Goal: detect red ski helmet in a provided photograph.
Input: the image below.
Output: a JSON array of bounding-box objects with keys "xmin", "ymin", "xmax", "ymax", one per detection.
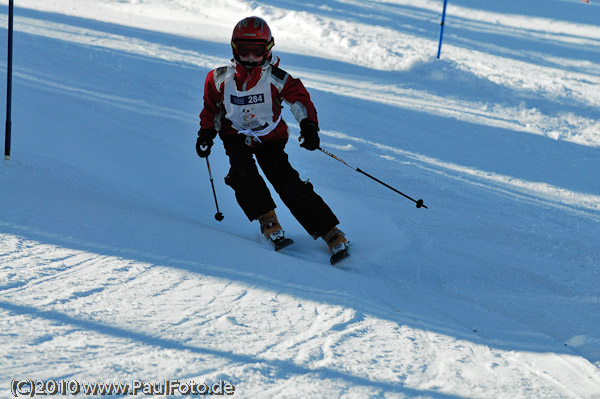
[{"xmin": 231, "ymin": 16, "xmax": 275, "ymax": 66}]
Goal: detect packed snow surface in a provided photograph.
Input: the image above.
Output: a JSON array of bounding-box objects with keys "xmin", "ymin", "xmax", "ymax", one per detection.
[{"xmin": 1, "ymin": 0, "xmax": 599, "ymax": 398}]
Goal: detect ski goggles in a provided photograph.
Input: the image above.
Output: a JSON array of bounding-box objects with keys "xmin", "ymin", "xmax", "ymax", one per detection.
[{"xmin": 232, "ymin": 40, "xmax": 274, "ymax": 57}]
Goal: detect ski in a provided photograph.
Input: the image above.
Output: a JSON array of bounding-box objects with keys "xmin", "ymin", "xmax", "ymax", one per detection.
[
  {"xmin": 330, "ymin": 247, "xmax": 350, "ymax": 265},
  {"xmin": 271, "ymin": 237, "xmax": 294, "ymax": 251},
  {"xmin": 267, "ymin": 233, "xmax": 350, "ymax": 266}
]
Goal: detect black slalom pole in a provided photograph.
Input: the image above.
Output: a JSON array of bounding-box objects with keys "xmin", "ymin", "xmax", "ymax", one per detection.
[
  {"xmin": 205, "ymin": 157, "xmax": 224, "ymax": 221},
  {"xmin": 319, "ymin": 147, "xmax": 428, "ymax": 209},
  {"xmin": 4, "ymin": 0, "xmax": 14, "ymax": 160}
]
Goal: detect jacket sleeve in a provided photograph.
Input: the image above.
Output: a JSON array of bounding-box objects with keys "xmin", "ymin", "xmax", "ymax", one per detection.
[
  {"xmin": 199, "ymin": 69, "xmax": 223, "ymax": 131},
  {"xmin": 274, "ymin": 67, "xmax": 319, "ymax": 125}
]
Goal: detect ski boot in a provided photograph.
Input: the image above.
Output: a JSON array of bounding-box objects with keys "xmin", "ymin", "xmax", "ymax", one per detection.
[
  {"xmin": 321, "ymin": 226, "xmax": 350, "ymax": 265},
  {"xmin": 258, "ymin": 210, "xmax": 293, "ymax": 251}
]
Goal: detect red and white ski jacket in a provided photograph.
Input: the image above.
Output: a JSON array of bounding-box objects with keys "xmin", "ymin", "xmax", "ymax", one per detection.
[{"xmin": 199, "ymin": 56, "xmax": 319, "ymax": 142}]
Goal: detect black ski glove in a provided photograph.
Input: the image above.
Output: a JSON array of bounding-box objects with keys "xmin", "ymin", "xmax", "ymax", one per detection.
[
  {"xmin": 298, "ymin": 119, "xmax": 320, "ymax": 151},
  {"xmin": 196, "ymin": 128, "xmax": 217, "ymax": 158}
]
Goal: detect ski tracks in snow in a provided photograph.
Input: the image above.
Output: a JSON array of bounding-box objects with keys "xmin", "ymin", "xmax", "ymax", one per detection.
[{"xmin": 3, "ymin": 230, "xmax": 600, "ymax": 398}]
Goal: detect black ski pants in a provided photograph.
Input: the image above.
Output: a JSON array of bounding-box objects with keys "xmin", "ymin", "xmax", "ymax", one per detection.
[{"xmin": 222, "ymin": 135, "xmax": 339, "ymax": 238}]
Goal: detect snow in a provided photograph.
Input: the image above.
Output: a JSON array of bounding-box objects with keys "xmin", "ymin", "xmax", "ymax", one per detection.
[{"xmin": 1, "ymin": 0, "xmax": 599, "ymax": 398}]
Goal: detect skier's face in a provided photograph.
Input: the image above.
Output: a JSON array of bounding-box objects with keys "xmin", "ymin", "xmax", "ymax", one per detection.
[
  {"xmin": 234, "ymin": 40, "xmax": 270, "ymax": 67},
  {"xmin": 239, "ymin": 53, "xmax": 263, "ymax": 64}
]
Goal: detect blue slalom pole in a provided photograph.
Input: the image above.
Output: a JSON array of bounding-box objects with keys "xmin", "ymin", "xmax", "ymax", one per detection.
[
  {"xmin": 4, "ymin": 0, "xmax": 14, "ymax": 160},
  {"xmin": 436, "ymin": 0, "xmax": 449, "ymax": 59}
]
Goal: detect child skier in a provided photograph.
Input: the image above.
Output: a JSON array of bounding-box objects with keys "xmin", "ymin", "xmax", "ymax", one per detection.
[{"xmin": 196, "ymin": 16, "xmax": 349, "ymax": 262}]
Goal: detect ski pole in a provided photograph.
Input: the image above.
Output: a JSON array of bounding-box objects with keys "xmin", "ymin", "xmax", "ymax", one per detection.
[
  {"xmin": 204, "ymin": 156, "xmax": 224, "ymax": 221},
  {"xmin": 318, "ymin": 147, "xmax": 428, "ymax": 209}
]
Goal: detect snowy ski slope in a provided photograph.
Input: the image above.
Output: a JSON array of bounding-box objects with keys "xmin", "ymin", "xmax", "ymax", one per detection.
[{"xmin": 1, "ymin": 0, "xmax": 600, "ymax": 398}]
